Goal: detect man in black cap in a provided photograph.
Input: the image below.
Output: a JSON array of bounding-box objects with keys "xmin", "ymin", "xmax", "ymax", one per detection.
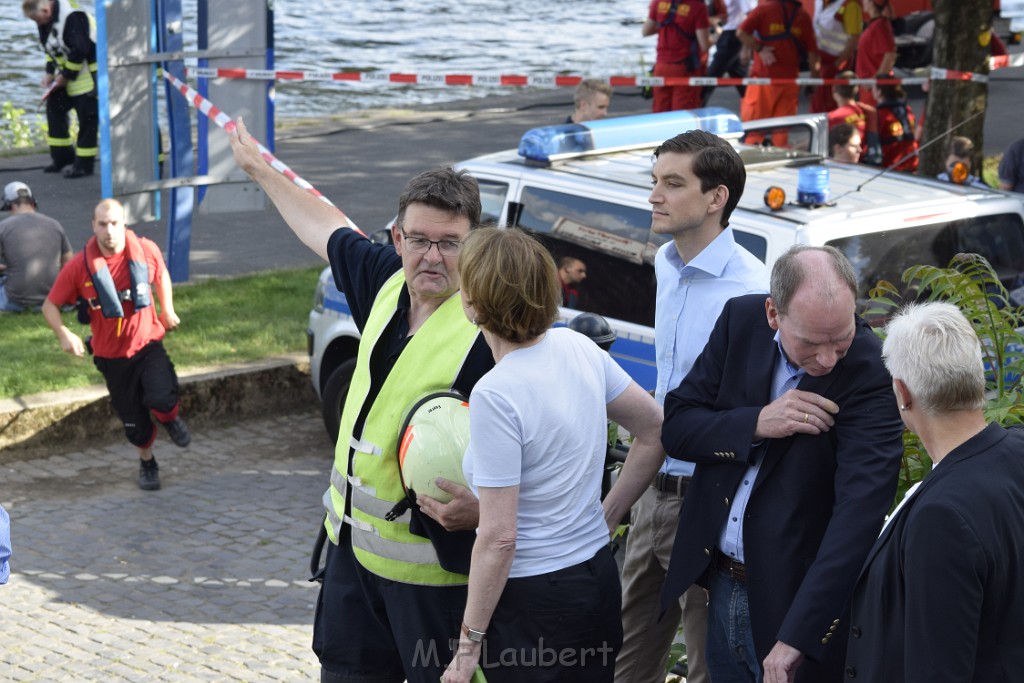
[{"xmin": 0, "ymin": 181, "xmax": 72, "ymax": 312}]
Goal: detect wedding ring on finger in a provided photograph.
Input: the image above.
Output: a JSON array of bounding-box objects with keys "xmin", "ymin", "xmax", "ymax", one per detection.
[{"xmin": 803, "ymin": 412, "xmax": 809, "ymax": 424}]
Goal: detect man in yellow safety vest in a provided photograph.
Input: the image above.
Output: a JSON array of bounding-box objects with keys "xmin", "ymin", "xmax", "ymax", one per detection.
[{"xmin": 230, "ymin": 117, "xmax": 493, "ymax": 683}]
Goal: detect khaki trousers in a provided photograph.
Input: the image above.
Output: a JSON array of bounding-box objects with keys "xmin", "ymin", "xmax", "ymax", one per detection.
[{"xmin": 615, "ymin": 486, "xmax": 708, "ymax": 683}]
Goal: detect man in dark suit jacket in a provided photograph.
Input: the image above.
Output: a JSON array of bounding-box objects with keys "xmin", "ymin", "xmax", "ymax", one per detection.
[
  {"xmin": 660, "ymin": 245, "xmax": 904, "ymax": 683},
  {"xmin": 845, "ymin": 301, "xmax": 1024, "ymax": 682}
]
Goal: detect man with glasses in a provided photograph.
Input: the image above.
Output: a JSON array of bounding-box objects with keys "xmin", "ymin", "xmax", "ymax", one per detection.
[{"xmin": 230, "ymin": 118, "xmax": 493, "ymax": 683}]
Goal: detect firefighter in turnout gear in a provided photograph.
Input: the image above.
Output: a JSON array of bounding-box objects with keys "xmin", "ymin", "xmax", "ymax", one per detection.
[{"xmin": 23, "ymin": 0, "xmax": 99, "ymax": 178}]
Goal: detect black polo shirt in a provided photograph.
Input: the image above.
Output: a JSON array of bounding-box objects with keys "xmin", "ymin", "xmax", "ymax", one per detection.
[{"xmin": 326, "ymin": 228, "xmax": 493, "ymax": 407}]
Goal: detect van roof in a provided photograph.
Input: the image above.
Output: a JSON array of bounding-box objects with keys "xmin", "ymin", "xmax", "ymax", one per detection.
[{"xmin": 461, "ymin": 141, "xmax": 1023, "ymax": 240}]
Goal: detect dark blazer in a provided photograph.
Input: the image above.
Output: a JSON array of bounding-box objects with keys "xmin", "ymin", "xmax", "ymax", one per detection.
[
  {"xmin": 660, "ymin": 294, "xmax": 904, "ymax": 681},
  {"xmin": 846, "ymin": 422, "xmax": 1024, "ymax": 682}
]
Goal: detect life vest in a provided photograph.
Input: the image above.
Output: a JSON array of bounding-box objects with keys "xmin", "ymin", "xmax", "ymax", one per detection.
[
  {"xmin": 878, "ymin": 101, "xmax": 915, "ymax": 145},
  {"xmin": 43, "ymin": 0, "xmax": 97, "ymax": 98},
  {"xmin": 322, "ymin": 271, "xmax": 481, "ymax": 585},
  {"xmin": 814, "ymin": 0, "xmax": 849, "ymax": 57},
  {"xmin": 757, "ymin": 0, "xmax": 807, "ymax": 62},
  {"xmin": 81, "ymin": 230, "xmax": 152, "ymax": 320},
  {"xmin": 659, "ymin": 0, "xmax": 702, "ymax": 69},
  {"xmin": 877, "ymin": 100, "xmax": 919, "ymax": 171}
]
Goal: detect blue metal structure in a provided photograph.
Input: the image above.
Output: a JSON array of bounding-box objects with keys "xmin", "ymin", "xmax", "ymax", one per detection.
[{"xmin": 158, "ymin": 0, "xmax": 194, "ymax": 282}]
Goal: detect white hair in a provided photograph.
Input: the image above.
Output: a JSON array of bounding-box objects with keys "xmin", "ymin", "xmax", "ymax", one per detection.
[{"xmin": 882, "ymin": 302, "xmax": 986, "ymax": 415}]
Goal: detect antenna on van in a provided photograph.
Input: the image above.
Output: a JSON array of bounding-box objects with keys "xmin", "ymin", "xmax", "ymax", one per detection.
[{"xmin": 830, "ymin": 109, "xmax": 986, "ymax": 204}]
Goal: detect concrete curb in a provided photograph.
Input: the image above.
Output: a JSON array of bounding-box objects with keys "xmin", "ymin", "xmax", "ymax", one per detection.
[{"xmin": 0, "ymin": 353, "xmax": 320, "ymax": 461}]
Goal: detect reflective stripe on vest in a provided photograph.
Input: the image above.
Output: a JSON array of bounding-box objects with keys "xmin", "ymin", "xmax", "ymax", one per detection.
[
  {"xmin": 813, "ymin": 0, "xmax": 848, "ymax": 57},
  {"xmin": 43, "ymin": 0, "xmax": 97, "ymax": 97},
  {"xmin": 323, "ymin": 270, "xmax": 480, "ymax": 585}
]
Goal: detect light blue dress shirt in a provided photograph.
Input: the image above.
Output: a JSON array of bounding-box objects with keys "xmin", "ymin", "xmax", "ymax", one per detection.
[
  {"xmin": 0, "ymin": 503, "xmax": 11, "ymax": 584},
  {"xmin": 655, "ymin": 227, "xmax": 770, "ymax": 477},
  {"xmin": 718, "ymin": 333, "xmax": 805, "ymax": 562}
]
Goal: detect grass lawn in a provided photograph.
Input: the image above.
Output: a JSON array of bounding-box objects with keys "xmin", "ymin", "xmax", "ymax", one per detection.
[{"xmin": 0, "ymin": 266, "xmax": 322, "ymax": 399}]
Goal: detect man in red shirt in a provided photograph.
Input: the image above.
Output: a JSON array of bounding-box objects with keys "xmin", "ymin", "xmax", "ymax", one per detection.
[
  {"xmin": 42, "ymin": 198, "xmax": 190, "ymax": 491},
  {"xmin": 873, "ymin": 82, "xmax": 919, "ymax": 172},
  {"xmin": 644, "ymin": 0, "xmax": 711, "ymax": 112},
  {"xmin": 737, "ymin": 0, "xmax": 819, "ymax": 144},
  {"xmin": 855, "ymin": 0, "xmax": 896, "ymax": 106}
]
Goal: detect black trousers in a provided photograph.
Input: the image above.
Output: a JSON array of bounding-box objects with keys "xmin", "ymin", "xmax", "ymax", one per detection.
[
  {"xmin": 94, "ymin": 341, "xmax": 180, "ymax": 448},
  {"xmin": 314, "ymin": 527, "xmax": 467, "ymax": 683},
  {"xmin": 45, "ymin": 85, "xmax": 99, "ymax": 168},
  {"xmin": 702, "ymin": 30, "xmax": 749, "ymax": 106},
  {"xmin": 481, "ymin": 544, "xmax": 623, "ymax": 683}
]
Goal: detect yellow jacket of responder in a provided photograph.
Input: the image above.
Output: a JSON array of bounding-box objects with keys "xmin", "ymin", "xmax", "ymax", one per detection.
[
  {"xmin": 323, "ymin": 271, "xmax": 480, "ymax": 585},
  {"xmin": 43, "ymin": 0, "xmax": 97, "ymax": 97}
]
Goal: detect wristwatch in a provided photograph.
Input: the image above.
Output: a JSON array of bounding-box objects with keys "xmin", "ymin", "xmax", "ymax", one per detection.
[{"xmin": 461, "ymin": 622, "xmax": 486, "ymax": 643}]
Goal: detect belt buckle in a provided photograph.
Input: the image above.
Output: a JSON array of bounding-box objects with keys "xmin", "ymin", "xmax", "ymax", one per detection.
[{"xmin": 716, "ymin": 549, "xmax": 746, "ymax": 582}]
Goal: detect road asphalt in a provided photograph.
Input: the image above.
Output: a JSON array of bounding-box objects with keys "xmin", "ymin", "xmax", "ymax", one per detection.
[{"xmin": 1, "ymin": 61, "xmax": 1022, "ymax": 681}]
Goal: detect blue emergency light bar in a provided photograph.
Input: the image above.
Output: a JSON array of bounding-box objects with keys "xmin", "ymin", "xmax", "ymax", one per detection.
[{"xmin": 518, "ymin": 108, "xmax": 743, "ymax": 163}]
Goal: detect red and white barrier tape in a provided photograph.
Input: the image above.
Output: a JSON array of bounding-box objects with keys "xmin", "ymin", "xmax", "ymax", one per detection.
[
  {"xmin": 191, "ymin": 53, "xmax": 1023, "ymax": 88},
  {"xmin": 162, "ymin": 69, "xmax": 361, "ymax": 233},
  {"xmin": 991, "ymin": 52, "xmax": 1024, "ymax": 70}
]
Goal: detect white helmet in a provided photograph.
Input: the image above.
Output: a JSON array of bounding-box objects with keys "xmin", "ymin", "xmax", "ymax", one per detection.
[{"xmin": 397, "ymin": 392, "xmax": 470, "ymax": 503}]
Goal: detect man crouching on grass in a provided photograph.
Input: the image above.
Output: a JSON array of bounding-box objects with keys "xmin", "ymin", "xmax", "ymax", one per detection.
[{"xmin": 42, "ymin": 198, "xmax": 190, "ymax": 491}]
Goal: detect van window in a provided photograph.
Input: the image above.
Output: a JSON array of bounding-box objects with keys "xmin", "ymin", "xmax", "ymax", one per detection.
[
  {"xmin": 477, "ymin": 179, "xmax": 509, "ymax": 226},
  {"xmin": 827, "ymin": 213, "xmax": 1024, "ymax": 303},
  {"xmin": 515, "ymin": 186, "xmax": 660, "ymax": 326},
  {"xmin": 516, "ymin": 186, "xmax": 659, "ymax": 263},
  {"xmin": 734, "ymin": 229, "xmax": 768, "ymax": 263}
]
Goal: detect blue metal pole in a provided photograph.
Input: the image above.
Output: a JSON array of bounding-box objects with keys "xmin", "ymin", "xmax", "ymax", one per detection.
[
  {"xmin": 158, "ymin": 0, "xmax": 195, "ymax": 282},
  {"xmin": 96, "ymin": 1, "xmax": 112, "ymax": 199}
]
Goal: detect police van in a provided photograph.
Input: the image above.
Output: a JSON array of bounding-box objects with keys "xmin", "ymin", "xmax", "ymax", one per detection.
[{"xmin": 308, "ymin": 108, "xmax": 1024, "ymax": 438}]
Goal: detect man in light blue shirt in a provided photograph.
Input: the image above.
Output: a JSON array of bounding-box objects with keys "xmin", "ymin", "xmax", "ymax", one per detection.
[
  {"xmin": 615, "ymin": 129, "xmax": 769, "ymax": 683},
  {"xmin": 0, "ymin": 503, "xmax": 11, "ymax": 584}
]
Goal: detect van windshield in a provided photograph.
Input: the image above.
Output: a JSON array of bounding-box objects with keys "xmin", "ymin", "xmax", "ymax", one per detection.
[{"xmin": 827, "ymin": 213, "xmax": 1024, "ymax": 305}]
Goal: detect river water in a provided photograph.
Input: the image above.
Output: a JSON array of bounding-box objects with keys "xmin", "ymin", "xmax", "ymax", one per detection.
[{"xmin": 0, "ymin": 0, "xmax": 652, "ymax": 122}]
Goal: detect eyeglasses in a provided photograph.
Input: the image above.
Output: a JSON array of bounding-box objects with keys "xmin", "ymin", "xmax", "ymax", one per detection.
[{"xmin": 400, "ymin": 229, "xmax": 462, "ymax": 257}]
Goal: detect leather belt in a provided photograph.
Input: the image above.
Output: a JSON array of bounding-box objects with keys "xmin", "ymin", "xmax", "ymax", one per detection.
[
  {"xmin": 651, "ymin": 472, "xmax": 690, "ymax": 496},
  {"xmin": 713, "ymin": 548, "xmax": 747, "ymax": 582}
]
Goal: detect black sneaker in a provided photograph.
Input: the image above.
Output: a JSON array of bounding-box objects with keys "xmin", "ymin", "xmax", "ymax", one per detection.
[
  {"xmin": 164, "ymin": 417, "xmax": 191, "ymax": 448},
  {"xmin": 138, "ymin": 457, "xmax": 161, "ymax": 491}
]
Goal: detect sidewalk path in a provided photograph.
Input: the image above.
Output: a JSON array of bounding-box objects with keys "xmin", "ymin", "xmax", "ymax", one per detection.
[{"xmin": 1, "ymin": 411, "xmax": 331, "ymax": 681}]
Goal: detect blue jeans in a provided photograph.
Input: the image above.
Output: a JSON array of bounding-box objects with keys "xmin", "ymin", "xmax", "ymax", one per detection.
[
  {"xmin": 706, "ymin": 570, "xmax": 762, "ymax": 683},
  {"xmin": 0, "ymin": 279, "xmax": 26, "ymax": 312}
]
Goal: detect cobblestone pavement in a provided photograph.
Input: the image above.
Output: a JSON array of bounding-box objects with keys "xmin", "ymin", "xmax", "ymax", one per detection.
[{"xmin": 1, "ymin": 412, "xmax": 334, "ymax": 682}]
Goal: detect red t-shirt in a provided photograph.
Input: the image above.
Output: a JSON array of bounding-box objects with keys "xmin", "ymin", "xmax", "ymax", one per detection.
[
  {"xmin": 740, "ymin": 0, "xmax": 817, "ymax": 78},
  {"xmin": 855, "ymin": 17, "xmax": 895, "ymax": 79},
  {"xmin": 878, "ymin": 102, "xmax": 919, "ymax": 172},
  {"xmin": 649, "ymin": 0, "xmax": 710, "ymax": 63},
  {"xmin": 48, "ymin": 237, "xmax": 167, "ymax": 359},
  {"xmin": 828, "ymin": 102, "xmax": 879, "ymax": 136}
]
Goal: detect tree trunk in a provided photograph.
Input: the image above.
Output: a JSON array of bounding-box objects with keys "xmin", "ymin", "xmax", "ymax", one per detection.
[{"xmin": 919, "ymin": 0, "xmax": 993, "ymax": 176}]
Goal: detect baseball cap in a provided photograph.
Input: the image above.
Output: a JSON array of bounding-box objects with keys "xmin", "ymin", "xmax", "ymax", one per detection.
[{"xmin": 2, "ymin": 181, "xmax": 33, "ymax": 206}]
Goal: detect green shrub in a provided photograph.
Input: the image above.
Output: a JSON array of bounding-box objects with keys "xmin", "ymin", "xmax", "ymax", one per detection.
[
  {"xmin": 0, "ymin": 101, "xmax": 48, "ymax": 150},
  {"xmin": 866, "ymin": 253, "xmax": 1024, "ymax": 502}
]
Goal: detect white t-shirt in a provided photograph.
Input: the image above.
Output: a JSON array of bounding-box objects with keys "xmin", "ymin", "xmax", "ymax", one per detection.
[{"xmin": 464, "ymin": 327, "xmax": 631, "ymax": 578}]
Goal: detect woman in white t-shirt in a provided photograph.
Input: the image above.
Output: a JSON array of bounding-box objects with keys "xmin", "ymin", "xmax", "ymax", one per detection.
[{"xmin": 442, "ymin": 228, "xmax": 665, "ymax": 683}]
